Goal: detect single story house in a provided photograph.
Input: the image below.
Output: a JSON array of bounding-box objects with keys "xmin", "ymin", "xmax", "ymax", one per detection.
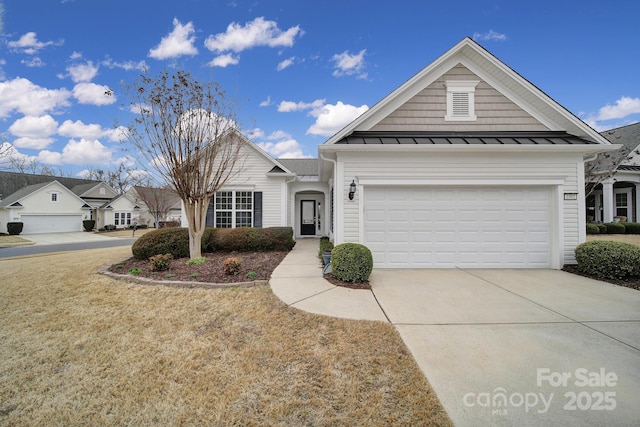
[
  {"xmin": 0, "ymin": 171, "xmax": 178, "ymax": 233},
  {"xmin": 186, "ymin": 37, "xmax": 614, "ymax": 269},
  {"xmin": 0, "ymin": 172, "xmax": 118, "ymax": 234},
  {"xmin": 585, "ymin": 123, "xmax": 640, "ymax": 223}
]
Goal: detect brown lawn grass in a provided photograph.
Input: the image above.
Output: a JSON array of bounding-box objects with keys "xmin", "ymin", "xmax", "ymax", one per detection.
[
  {"xmin": 0, "ymin": 247, "xmax": 451, "ymax": 426},
  {"xmin": 587, "ymin": 234, "xmax": 640, "ymax": 246}
]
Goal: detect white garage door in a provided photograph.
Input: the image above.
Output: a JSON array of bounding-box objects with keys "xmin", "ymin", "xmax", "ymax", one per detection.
[
  {"xmin": 364, "ymin": 187, "xmax": 551, "ymax": 268},
  {"xmin": 20, "ymin": 215, "xmax": 83, "ymax": 234}
]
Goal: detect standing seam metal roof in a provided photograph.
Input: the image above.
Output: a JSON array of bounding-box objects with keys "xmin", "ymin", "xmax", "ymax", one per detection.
[{"xmin": 335, "ymin": 131, "xmax": 599, "ymax": 146}]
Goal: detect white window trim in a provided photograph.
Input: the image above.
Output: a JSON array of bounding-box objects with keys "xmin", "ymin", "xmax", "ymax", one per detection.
[
  {"xmin": 444, "ymin": 80, "xmax": 479, "ymax": 121},
  {"xmin": 215, "ymin": 190, "xmax": 253, "ymax": 228}
]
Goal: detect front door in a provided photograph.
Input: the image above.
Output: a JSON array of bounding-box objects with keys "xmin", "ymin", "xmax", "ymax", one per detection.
[{"xmin": 301, "ymin": 200, "xmax": 316, "ymax": 235}]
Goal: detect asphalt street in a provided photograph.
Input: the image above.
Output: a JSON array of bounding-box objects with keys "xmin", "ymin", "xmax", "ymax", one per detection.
[{"xmin": 0, "ymin": 238, "xmax": 136, "ymax": 258}]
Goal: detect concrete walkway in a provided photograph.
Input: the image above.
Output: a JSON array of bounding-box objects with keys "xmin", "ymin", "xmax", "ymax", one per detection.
[
  {"xmin": 270, "ymin": 238, "xmax": 640, "ymax": 427},
  {"xmin": 270, "ymin": 238, "xmax": 387, "ymax": 322}
]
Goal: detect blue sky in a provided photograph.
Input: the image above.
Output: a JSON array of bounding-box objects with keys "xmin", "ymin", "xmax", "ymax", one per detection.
[{"xmin": 0, "ymin": 0, "xmax": 638, "ymax": 177}]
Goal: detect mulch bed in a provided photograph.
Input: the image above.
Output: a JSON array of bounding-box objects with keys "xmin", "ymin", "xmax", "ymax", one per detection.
[
  {"xmin": 562, "ymin": 265, "xmax": 640, "ymax": 291},
  {"xmin": 323, "ymin": 273, "xmax": 371, "ymax": 290},
  {"xmin": 111, "ymin": 251, "xmax": 289, "ymax": 284}
]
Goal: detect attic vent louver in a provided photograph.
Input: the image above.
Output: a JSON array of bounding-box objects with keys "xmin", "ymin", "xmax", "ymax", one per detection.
[{"xmin": 445, "ymin": 80, "xmax": 479, "ymax": 121}]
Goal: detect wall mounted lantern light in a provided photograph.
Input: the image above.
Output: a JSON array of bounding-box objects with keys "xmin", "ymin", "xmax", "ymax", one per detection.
[{"xmin": 348, "ymin": 180, "xmax": 357, "ymax": 200}]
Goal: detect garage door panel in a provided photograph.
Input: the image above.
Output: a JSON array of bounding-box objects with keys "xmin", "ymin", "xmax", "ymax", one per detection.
[
  {"xmin": 21, "ymin": 214, "xmax": 83, "ymax": 234},
  {"xmin": 364, "ymin": 186, "xmax": 551, "ymax": 268}
]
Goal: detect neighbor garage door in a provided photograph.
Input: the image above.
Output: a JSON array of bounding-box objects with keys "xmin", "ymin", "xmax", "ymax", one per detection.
[
  {"xmin": 20, "ymin": 215, "xmax": 83, "ymax": 234},
  {"xmin": 364, "ymin": 186, "xmax": 551, "ymax": 268}
]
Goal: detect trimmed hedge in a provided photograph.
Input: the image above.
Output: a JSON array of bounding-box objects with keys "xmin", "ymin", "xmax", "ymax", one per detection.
[
  {"xmin": 586, "ymin": 224, "xmax": 600, "ymax": 235},
  {"xmin": 331, "ymin": 243, "xmax": 373, "ymax": 283},
  {"xmin": 603, "ymin": 222, "xmax": 625, "ymax": 234},
  {"xmin": 575, "ymin": 240, "xmax": 640, "ymax": 280},
  {"xmin": 7, "ymin": 222, "xmax": 23, "ymax": 235},
  {"xmin": 596, "ymin": 224, "xmax": 607, "ymax": 234},
  {"xmin": 132, "ymin": 227, "xmax": 190, "ymax": 260},
  {"xmin": 318, "ymin": 236, "xmax": 334, "ymax": 257},
  {"xmin": 83, "ymin": 220, "xmax": 95, "ymax": 231},
  {"xmin": 620, "ymin": 222, "xmax": 640, "ymax": 234},
  {"xmin": 132, "ymin": 226, "xmax": 295, "ymax": 260}
]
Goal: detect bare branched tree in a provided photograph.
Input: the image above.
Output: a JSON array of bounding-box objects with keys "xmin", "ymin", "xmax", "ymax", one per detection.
[
  {"xmin": 82, "ymin": 162, "xmax": 148, "ymax": 194},
  {"xmin": 584, "ymin": 146, "xmax": 635, "ymax": 197},
  {"xmin": 132, "ymin": 185, "xmax": 179, "ymax": 229},
  {"xmin": 125, "ymin": 69, "xmax": 246, "ymax": 259}
]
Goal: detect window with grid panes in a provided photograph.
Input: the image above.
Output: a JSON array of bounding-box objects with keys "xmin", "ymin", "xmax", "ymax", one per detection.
[
  {"xmin": 215, "ymin": 191, "xmax": 233, "ymax": 228},
  {"xmin": 235, "ymin": 191, "xmax": 253, "ymax": 227}
]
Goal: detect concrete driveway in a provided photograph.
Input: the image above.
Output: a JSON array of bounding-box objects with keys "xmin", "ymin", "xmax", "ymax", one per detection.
[{"xmin": 370, "ymin": 269, "xmax": 640, "ymax": 427}]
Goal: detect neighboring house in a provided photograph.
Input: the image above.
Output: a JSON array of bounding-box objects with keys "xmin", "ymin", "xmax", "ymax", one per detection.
[
  {"xmin": 127, "ymin": 186, "xmax": 182, "ymax": 227},
  {"xmin": 187, "ymin": 38, "xmax": 613, "ymax": 270},
  {"xmin": 585, "ymin": 123, "xmax": 640, "ymax": 223},
  {"xmin": 0, "ymin": 171, "xmax": 117, "ymax": 234}
]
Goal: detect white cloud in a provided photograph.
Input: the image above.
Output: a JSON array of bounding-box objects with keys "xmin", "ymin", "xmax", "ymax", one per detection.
[
  {"xmin": 247, "ymin": 128, "xmax": 266, "ymax": 139},
  {"xmin": 278, "ymin": 99, "xmax": 325, "ymax": 112},
  {"xmin": 21, "ymin": 57, "xmax": 45, "ymax": 67},
  {"xmin": 70, "ymin": 51, "xmax": 83, "ymax": 60},
  {"xmin": 0, "ymin": 78, "xmax": 71, "ymax": 118},
  {"xmin": 259, "ymin": 97, "xmax": 272, "ymax": 107},
  {"xmin": 307, "ymin": 101, "xmax": 369, "ymax": 137},
  {"xmin": 148, "ymin": 18, "xmax": 198, "ymax": 60},
  {"xmin": 593, "ymin": 96, "xmax": 640, "ymax": 121},
  {"xmin": 57, "ymin": 119, "xmax": 124, "ymax": 142},
  {"xmin": 102, "ymin": 57, "xmax": 147, "ymax": 71},
  {"xmin": 9, "ymin": 115, "xmax": 58, "ymax": 150},
  {"xmin": 204, "ymin": 17, "xmax": 302, "ymax": 53},
  {"xmin": 8, "ymin": 32, "xmax": 62, "ymax": 54},
  {"xmin": 331, "ymin": 49, "xmax": 367, "ymax": 79},
  {"xmin": 208, "ymin": 53, "xmax": 239, "ymax": 68},
  {"xmin": 72, "ymin": 82, "xmax": 116, "ymax": 105},
  {"xmin": 60, "ymin": 138, "xmax": 113, "ymax": 165},
  {"xmin": 256, "ymin": 131, "xmax": 310, "ymax": 158},
  {"xmin": 9, "ymin": 114, "xmax": 58, "ymax": 138},
  {"xmin": 583, "ymin": 96, "xmax": 640, "ymax": 131},
  {"xmin": 37, "ymin": 150, "xmax": 63, "ymax": 165},
  {"xmin": 67, "ymin": 61, "xmax": 98, "ymax": 83},
  {"xmin": 277, "ymin": 57, "xmax": 295, "ymax": 71},
  {"xmin": 473, "ymin": 30, "xmax": 508, "ymax": 42},
  {"xmin": 0, "ymin": 143, "xmax": 37, "ymax": 167}
]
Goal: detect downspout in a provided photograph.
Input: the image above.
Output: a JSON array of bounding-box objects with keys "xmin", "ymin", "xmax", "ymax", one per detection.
[{"xmin": 320, "ymin": 151, "xmax": 337, "ymax": 241}]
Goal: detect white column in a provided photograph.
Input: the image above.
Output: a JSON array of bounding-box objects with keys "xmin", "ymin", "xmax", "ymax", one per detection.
[
  {"xmin": 635, "ymin": 184, "xmax": 640, "ymax": 223},
  {"xmin": 602, "ymin": 180, "xmax": 614, "ymax": 223}
]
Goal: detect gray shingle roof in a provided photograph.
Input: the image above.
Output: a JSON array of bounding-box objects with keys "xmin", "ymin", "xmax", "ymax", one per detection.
[
  {"xmin": 335, "ymin": 131, "xmax": 600, "ymax": 145},
  {"xmin": 0, "ymin": 171, "xmax": 101, "ymax": 203},
  {"xmin": 277, "ymin": 159, "xmax": 319, "ymax": 176},
  {"xmin": 0, "ymin": 182, "xmax": 50, "ymax": 207},
  {"xmin": 591, "ymin": 123, "xmax": 640, "ymax": 173}
]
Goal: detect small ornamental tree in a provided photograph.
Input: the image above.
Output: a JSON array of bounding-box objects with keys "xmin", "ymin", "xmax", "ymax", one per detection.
[{"xmin": 125, "ymin": 69, "xmax": 246, "ymax": 259}]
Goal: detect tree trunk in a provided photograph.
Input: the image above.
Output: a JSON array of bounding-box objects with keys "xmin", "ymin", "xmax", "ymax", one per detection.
[{"xmin": 184, "ymin": 197, "xmax": 210, "ymax": 259}]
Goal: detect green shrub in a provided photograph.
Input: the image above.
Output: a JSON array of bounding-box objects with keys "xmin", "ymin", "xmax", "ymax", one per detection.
[
  {"xmin": 331, "ymin": 243, "xmax": 373, "ymax": 282},
  {"xmin": 603, "ymin": 222, "xmax": 625, "ymax": 234},
  {"xmin": 207, "ymin": 227, "xmax": 295, "ymax": 252},
  {"xmin": 596, "ymin": 224, "xmax": 607, "ymax": 234},
  {"xmin": 104, "ymin": 224, "xmax": 116, "ymax": 231},
  {"xmin": 586, "ymin": 224, "xmax": 600, "ymax": 235},
  {"xmin": 318, "ymin": 237, "xmax": 334, "ymax": 257},
  {"xmin": 132, "ymin": 226, "xmax": 295, "ymax": 260},
  {"xmin": 132, "ymin": 227, "xmax": 190, "ymax": 260},
  {"xmin": 223, "ymin": 257, "xmax": 242, "ymax": 275},
  {"xmin": 575, "ymin": 240, "xmax": 640, "ymax": 280},
  {"xmin": 149, "ymin": 253, "xmax": 173, "ymax": 272},
  {"xmin": 7, "ymin": 222, "xmax": 23, "ymax": 235},
  {"xmin": 83, "ymin": 220, "xmax": 96, "ymax": 231},
  {"xmin": 620, "ymin": 222, "xmax": 640, "ymax": 234},
  {"xmin": 128, "ymin": 224, "xmax": 148, "ymax": 229}
]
